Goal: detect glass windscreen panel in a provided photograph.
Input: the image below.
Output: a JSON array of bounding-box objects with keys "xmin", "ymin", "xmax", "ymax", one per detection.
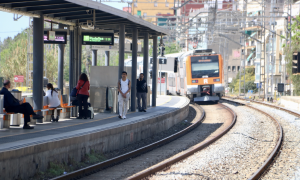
[{"xmin": 191, "ymin": 55, "xmax": 219, "ymax": 78}]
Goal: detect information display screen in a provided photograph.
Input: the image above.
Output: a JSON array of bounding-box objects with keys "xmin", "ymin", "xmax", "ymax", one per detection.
[
  {"xmin": 43, "ymin": 31, "xmax": 67, "ymax": 44},
  {"xmin": 82, "ymin": 32, "xmax": 114, "ymax": 45}
]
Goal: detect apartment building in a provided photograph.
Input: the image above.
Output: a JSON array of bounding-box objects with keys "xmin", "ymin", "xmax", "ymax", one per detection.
[{"xmin": 130, "ymin": 0, "xmax": 174, "ymax": 23}]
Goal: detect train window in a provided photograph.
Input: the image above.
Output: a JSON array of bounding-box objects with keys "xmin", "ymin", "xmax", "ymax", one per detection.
[
  {"xmin": 232, "ymin": 66, "xmax": 236, "ymax": 72},
  {"xmin": 191, "ymin": 55, "xmax": 220, "ymax": 78},
  {"xmin": 228, "ymin": 66, "xmax": 231, "ymax": 72}
]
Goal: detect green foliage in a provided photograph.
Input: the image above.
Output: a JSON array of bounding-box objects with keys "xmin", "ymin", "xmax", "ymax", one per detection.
[
  {"xmin": 283, "ymin": 15, "xmax": 300, "ymax": 95},
  {"xmin": 0, "ymin": 32, "xmax": 28, "ymax": 85},
  {"xmin": 47, "ymin": 162, "xmax": 65, "ymax": 177},
  {"xmin": 229, "ymin": 68, "xmax": 258, "ymax": 93},
  {"xmin": 86, "ymin": 150, "xmax": 106, "ymax": 164},
  {"xmin": 165, "ymin": 42, "xmax": 179, "ymax": 54},
  {"xmin": 148, "ymin": 39, "xmax": 180, "ymax": 57},
  {"xmin": 0, "ymin": 30, "xmax": 63, "ymax": 87}
]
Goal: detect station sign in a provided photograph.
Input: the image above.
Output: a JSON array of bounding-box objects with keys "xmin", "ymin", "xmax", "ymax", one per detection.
[
  {"xmin": 82, "ymin": 32, "xmax": 114, "ymax": 45},
  {"xmin": 14, "ymin": 75, "xmax": 24, "ymax": 83},
  {"xmin": 44, "ymin": 31, "xmax": 67, "ymax": 44}
]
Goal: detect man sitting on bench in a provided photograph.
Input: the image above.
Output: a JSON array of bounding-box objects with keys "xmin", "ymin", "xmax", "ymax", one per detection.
[{"xmin": 0, "ymin": 80, "xmax": 43, "ymax": 129}]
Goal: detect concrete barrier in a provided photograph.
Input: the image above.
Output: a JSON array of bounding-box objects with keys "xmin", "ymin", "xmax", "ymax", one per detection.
[
  {"xmin": 0, "ymin": 97, "xmax": 189, "ymax": 180},
  {"xmin": 280, "ymin": 96, "xmax": 300, "ymax": 112}
]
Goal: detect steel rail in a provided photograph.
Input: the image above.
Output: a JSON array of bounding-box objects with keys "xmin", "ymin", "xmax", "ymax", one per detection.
[
  {"xmin": 51, "ymin": 103, "xmax": 205, "ymax": 180},
  {"xmin": 241, "ymin": 97, "xmax": 300, "ymax": 118},
  {"xmin": 222, "ymin": 97, "xmax": 283, "ymax": 180},
  {"xmin": 126, "ymin": 103, "xmax": 237, "ymax": 180}
]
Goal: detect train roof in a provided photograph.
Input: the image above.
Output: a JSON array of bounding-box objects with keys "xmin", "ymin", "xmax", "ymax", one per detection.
[{"xmin": 178, "ymin": 49, "xmax": 218, "ymax": 63}]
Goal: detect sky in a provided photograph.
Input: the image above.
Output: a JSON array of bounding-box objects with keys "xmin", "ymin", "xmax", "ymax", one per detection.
[{"xmin": 0, "ymin": 2, "xmax": 126, "ymax": 42}]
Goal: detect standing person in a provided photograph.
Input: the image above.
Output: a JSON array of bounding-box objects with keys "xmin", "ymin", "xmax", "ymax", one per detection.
[
  {"xmin": 45, "ymin": 83, "xmax": 61, "ymax": 121},
  {"xmin": 0, "ymin": 80, "xmax": 43, "ymax": 129},
  {"xmin": 136, "ymin": 73, "xmax": 147, "ymax": 112},
  {"xmin": 118, "ymin": 71, "xmax": 131, "ymax": 119},
  {"xmin": 76, "ymin": 73, "xmax": 90, "ymax": 119}
]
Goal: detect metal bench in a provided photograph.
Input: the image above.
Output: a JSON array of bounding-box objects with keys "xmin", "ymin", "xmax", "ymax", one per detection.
[
  {"xmin": 60, "ymin": 94, "xmax": 75, "ymax": 118},
  {"xmin": 24, "ymin": 96, "xmax": 53, "ymax": 124},
  {"xmin": 0, "ymin": 95, "xmax": 11, "ymax": 129},
  {"xmin": 43, "ymin": 96, "xmax": 63, "ymax": 122}
]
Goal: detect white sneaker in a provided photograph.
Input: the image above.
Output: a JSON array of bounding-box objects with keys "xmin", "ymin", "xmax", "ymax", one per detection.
[{"xmin": 123, "ymin": 116, "xmax": 126, "ymax": 119}]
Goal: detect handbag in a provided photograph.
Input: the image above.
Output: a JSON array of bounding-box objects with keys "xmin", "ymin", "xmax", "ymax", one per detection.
[{"xmin": 71, "ymin": 81, "xmax": 86, "ymax": 97}]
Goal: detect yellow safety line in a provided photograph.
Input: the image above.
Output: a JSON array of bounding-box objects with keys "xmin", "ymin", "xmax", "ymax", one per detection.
[
  {"xmin": 0, "ymin": 96, "xmax": 174, "ymax": 139},
  {"xmin": 157, "ymin": 96, "xmax": 172, "ymax": 106}
]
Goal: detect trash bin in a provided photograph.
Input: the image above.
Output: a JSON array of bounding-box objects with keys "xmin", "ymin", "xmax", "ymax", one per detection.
[
  {"xmin": 107, "ymin": 87, "xmax": 118, "ymax": 114},
  {"xmin": 10, "ymin": 91, "xmax": 22, "ymax": 126}
]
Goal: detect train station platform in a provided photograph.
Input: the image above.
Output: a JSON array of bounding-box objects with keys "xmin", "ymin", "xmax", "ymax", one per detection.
[{"xmin": 0, "ymin": 95, "xmax": 189, "ymax": 180}]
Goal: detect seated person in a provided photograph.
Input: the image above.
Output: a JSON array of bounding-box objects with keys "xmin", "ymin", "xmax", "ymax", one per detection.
[
  {"xmin": 0, "ymin": 80, "xmax": 43, "ymax": 129},
  {"xmin": 45, "ymin": 83, "xmax": 61, "ymax": 122}
]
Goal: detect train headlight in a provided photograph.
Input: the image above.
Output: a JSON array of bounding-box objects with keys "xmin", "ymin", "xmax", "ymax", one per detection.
[
  {"xmin": 213, "ymin": 79, "xmax": 220, "ymax": 82},
  {"xmin": 192, "ymin": 80, "xmax": 198, "ymax": 83}
]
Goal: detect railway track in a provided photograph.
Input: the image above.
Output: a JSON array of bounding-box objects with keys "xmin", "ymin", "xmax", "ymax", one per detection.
[
  {"xmin": 52, "ymin": 103, "xmax": 236, "ymax": 180},
  {"xmin": 146, "ymin": 100, "xmax": 281, "ymax": 180},
  {"xmin": 225, "ymin": 96, "xmax": 300, "ymax": 179},
  {"xmin": 221, "ymin": 98, "xmax": 283, "ymax": 179}
]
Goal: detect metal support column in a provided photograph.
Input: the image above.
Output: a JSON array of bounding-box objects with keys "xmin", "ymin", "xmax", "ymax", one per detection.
[
  {"xmin": 152, "ymin": 36, "xmax": 158, "ymax": 107},
  {"xmin": 143, "ymin": 32, "xmax": 149, "ymax": 83},
  {"xmin": 73, "ymin": 26, "xmax": 78, "ymax": 86},
  {"xmin": 73, "ymin": 26, "xmax": 79, "ymax": 117},
  {"xmin": 118, "ymin": 24, "xmax": 125, "ymax": 79},
  {"xmin": 92, "ymin": 50, "xmax": 97, "ymax": 66},
  {"xmin": 105, "ymin": 51, "xmax": 110, "ymax": 66},
  {"xmin": 239, "ymin": 0, "xmax": 247, "ymax": 96},
  {"xmin": 131, "ymin": 27, "xmax": 138, "ymax": 111},
  {"xmin": 58, "ymin": 24, "xmax": 64, "ymax": 95},
  {"xmin": 69, "ymin": 26, "xmax": 74, "ymax": 98},
  {"xmin": 33, "ymin": 14, "xmax": 44, "ymax": 121},
  {"xmin": 78, "ymin": 27, "xmax": 82, "ymax": 77}
]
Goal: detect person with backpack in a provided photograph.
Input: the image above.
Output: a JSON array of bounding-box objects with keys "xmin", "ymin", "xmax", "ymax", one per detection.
[
  {"xmin": 45, "ymin": 83, "xmax": 61, "ymax": 121},
  {"xmin": 76, "ymin": 73, "xmax": 90, "ymax": 119},
  {"xmin": 136, "ymin": 73, "xmax": 147, "ymax": 112},
  {"xmin": 118, "ymin": 71, "xmax": 131, "ymax": 119}
]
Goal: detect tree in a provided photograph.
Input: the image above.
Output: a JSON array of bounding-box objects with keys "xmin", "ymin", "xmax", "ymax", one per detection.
[
  {"xmin": 283, "ymin": 15, "xmax": 300, "ymax": 95},
  {"xmin": 229, "ymin": 68, "xmax": 258, "ymax": 93}
]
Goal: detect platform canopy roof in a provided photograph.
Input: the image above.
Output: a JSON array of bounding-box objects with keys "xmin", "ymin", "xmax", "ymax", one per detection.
[{"xmin": 0, "ymin": 0, "xmax": 169, "ymax": 38}]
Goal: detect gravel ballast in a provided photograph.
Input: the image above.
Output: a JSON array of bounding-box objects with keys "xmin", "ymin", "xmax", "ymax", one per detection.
[
  {"xmin": 247, "ymin": 103, "xmax": 300, "ymax": 180},
  {"xmin": 149, "ymin": 102, "xmax": 279, "ymax": 180},
  {"xmin": 82, "ymin": 103, "xmax": 232, "ymax": 180}
]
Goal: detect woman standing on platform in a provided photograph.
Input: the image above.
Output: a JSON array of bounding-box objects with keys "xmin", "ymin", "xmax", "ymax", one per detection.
[{"xmin": 76, "ymin": 73, "xmax": 90, "ymax": 119}]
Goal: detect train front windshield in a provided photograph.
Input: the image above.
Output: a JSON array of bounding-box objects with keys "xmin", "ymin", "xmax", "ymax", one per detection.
[{"xmin": 191, "ymin": 55, "xmax": 219, "ymax": 78}]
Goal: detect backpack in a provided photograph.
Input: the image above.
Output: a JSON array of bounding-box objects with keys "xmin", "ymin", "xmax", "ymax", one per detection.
[{"xmin": 118, "ymin": 79, "xmax": 130, "ymax": 94}]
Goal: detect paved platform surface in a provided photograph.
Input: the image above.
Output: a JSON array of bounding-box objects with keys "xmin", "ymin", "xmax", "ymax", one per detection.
[{"xmin": 0, "ymin": 95, "xmax": 188, "ymax": 152}]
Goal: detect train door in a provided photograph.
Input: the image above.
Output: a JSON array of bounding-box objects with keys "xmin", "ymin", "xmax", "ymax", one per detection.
[{"xmin": 180, "ymin": 62, "xmax": 186, "ymax": 95}]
